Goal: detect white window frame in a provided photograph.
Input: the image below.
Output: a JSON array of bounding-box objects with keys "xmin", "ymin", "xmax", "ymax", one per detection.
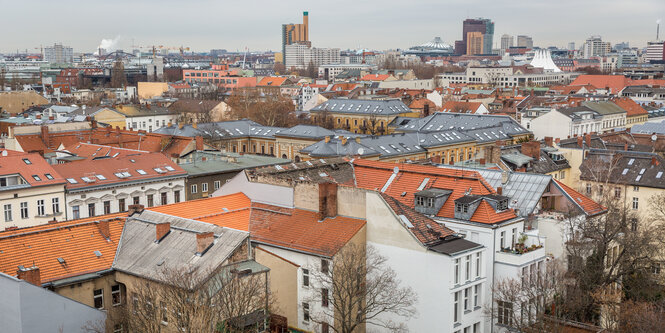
[
  {"xmin": 191, "ymin": 184, "xmax": 198, "ymax": 194},
  {"xmin": 37, "ymin": 200, "xmax": 45, "ymax": 216},
  {"xmin": 20, "ymin": 202, "xmax": 28, "ymax": 219},
  {"xmin": 4, "ymin": 204, "xmax": 12, "ymax": 222},
  {"xmin": 93, "ymin": 288, "xmax": 104, "ymax": 309},
  {"xmin": 52, "ymin": 197, "xmax": 60, "ymax": 214},
  {"xmin": 202, "ymin": 182, "xmax": 208, "ymax": 193}
]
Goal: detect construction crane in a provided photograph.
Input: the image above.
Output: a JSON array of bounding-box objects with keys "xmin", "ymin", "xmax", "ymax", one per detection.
[{"xmin": 242, "ymin": 47, "xmax": 248, "ymax": 69}]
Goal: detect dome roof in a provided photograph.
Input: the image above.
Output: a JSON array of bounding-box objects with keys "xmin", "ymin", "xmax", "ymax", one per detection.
[{"xmin": 418, "ymin": 37, "xmax": 452, "ymax": 50}]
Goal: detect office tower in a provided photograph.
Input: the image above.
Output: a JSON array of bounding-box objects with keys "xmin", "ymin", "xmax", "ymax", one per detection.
[
  {"xmin": 281, "ymin": 11, "xmax": 310, "ymax": 63},
  {"xmin": 645, "ymin": 41, "xmax": 665, "ymax": 62},
  {"xmin": 44, "ymin": 43, "xmax": 74, "ymax": 64},
  {"xmin": 500, "ymin": 34, "xmax": 514, "ymax": 54},
  {"xmin": 466, "ymin": 32, "xmax": 484, "ymax": 55},
  {"xmin": 582, "ymin": 36, "xmax": 611, "ymax": 58},
  {"xmin": 568, "ymin": 42, "xmax": 576, "ymax": 51},
  {"xmin": 517, "ymin": 35, "xmax": 533, "ymax": 48},
  {"xmin": 454, "ymin": 18, "xmax": 494, "ymax": 55},
  {"xmin": 284, "ymin": 44, "xmax": 340, "ymax": 69}
]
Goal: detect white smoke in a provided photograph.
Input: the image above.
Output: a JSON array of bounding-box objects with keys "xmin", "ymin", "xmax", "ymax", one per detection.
[{"xmin": 94, "ymin": 36, "xmax": 121, "ymax": 55}]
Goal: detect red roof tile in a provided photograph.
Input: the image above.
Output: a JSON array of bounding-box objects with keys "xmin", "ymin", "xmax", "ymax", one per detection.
[
  {"xmin": 258, "ymin": 77, "xmax": 289, "ymax": 87},
  {"xmin": 612, "ymin": 98, "xmax": 648, "ymax": 117},
  {"xmin": 569, "ymin": 75, "xmax": 632, "ymax": 94},
  {"xmin": 0, "ymin": 149, "xmax": 65, "ymax": 187},
  {"xmin": 553, "ymin": 179, "xmax": 606, "ymax": 216},
  {"xmin": 148, "ymin": 193, "xmax": 252, "ymax": 231},
  {"xmin": 441, "ymin": 101, "xmax": 483, "ymax": 113},
  {"xmin": 359, "ymin": 74, "xmax": 391, "ymax": 81},
  {"xmin": 380, "ymin": 193, "xmax": 455, "ymax": 245}
]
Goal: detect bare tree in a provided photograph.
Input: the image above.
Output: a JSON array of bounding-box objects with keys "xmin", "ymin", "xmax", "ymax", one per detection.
[
  {"xmin": 226, "ymin": 88, "xmax": 297, "ymax": 127},
  {"xmin": 114, "ymin": 263, "xmax": 271, "ymax": 333},
  {"xmin": 307, "ymin": 243, "xmax": 417, "ymax": 333},
  {"xmin": 110, "ymin": 60, "xmax": 127, "ymax": 88}
]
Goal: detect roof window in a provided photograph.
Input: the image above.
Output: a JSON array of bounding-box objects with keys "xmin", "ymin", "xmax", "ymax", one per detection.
[
  {"xmin": 95, "ymin": 174, "xmax": 106, "ymax": 180},
  {"xmin": 136, "ymin": 169, "xmax": 147, "ymax": 175},
  {"xmin": 66, "ymin": 178, "xmax": 78, "ymax": 184},
  {"xmin": 22, "ymin": 158, "xmax": 31, "ymax": 165},
  {"xmin": 32, "ymin": 175, "xmax": 41, "ymax": 181},
  {"xmin": 45, "ymin": 173, "xmax": 54, "ymax": 180},
  {"xmin": 164, "ymin": 166, "xmax": 175, "ymax": 171}
]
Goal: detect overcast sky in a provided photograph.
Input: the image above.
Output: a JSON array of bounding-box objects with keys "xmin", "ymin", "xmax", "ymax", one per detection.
[{"xmin": 2, "ymin": 0, "xmax": 664, "ymax": 54}]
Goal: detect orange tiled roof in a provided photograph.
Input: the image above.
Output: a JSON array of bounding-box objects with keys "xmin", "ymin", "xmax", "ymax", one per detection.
[
  {"xmin": 441, "ymin": 101, "xmax": 483, "ymax": 113},
  {"xmin": 351, "ymin": 159, "xmax": 516, "ymax": 224},
  {"xmin": 359, "ymin": 74, "xmax": 391, "ymax": 81},
  {"xmin": 0, "ymin": 149, "xmax": 65, "ymax": 187},
  {"xmin": 258, "ymin": 77, "xmax": 289, "ymax": 87},
  {"xmin": 569, "ymin": 75, "xmax": 632, "ymax": 94},
  {"xmin": 250, "ymin": 202, "xmax": 365, "ymax": 257},
  {"xmin": 380, "ymin": 193, "xmax": 455, "ymax": 245},
  {"xmin": 613, "ymin": 97, "xmax": 648, "ymax": 117},
  {"xmin": 147, "ymin": 193, "xmax": 252, "ymax": 231},
  {"xmin": 409, "ymin": 98, "xmax": 436, "ymax": 110},
  {"xmin": 0, "ymin": 217, "xmax": 125, "ymax": 283},
  {"xmin": 628, "ymin": 79, "xmax": 665, "ymax": 87},
  {"xmin": 553, "ymin": 179, "xmax": 606, "ymax": 216}
]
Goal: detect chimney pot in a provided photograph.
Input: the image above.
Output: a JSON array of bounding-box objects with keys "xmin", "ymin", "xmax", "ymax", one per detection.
[
  {"xmin": 577, "ymin": 136, "xmax": 583, "ymax": 148},
  {"xmin": 497, "ymin": 186, "xmax": 503, "ymax": 195},
  {"xmin": 17, "ymin": 266, "xmax": 41, "ymax": 286},
  {"xmin": 318, "ymin": 182, "xmax": 338, "ymax": 220},
  {"xmin": 156, "ymin": 222, "xmax": 170, "ymax": 242},
  {"xmin": 196, "ymin": 232, "xmax": 215, "ymax": 255}
]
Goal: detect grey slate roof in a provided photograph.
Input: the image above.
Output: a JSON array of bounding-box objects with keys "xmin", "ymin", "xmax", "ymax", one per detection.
[
  {"xmin": 393, "ymin": 113, "xmax": 530, "ymax": 142},
  {"xmin": 179, "ymin": 151, "xmax": 290, "ymax": 177},
  {"xmin": 311, "ymin": 98, "xmax": 412, "ymax": 115},
  {"xmin": 582, "ymin": 101, "xmax": 627, "ymax": 116},
  {"xmin": 112, "ymin": 210, "xmax": 248, "ymax": 285},
  {"xmin": 580, "ymin": 150, "xmax": 665, "ymax": 189},
  {"xmin": 631, "ymin": 120, "xmax": 665, "ymax": 135},
  {"xmin": 439, "ymin": 165, "xmax": 552, "ymax": 216}
]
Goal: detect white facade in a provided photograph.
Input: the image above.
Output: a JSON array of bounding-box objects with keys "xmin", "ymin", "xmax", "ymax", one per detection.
[
  {"xmin": 582, "ymin": 36, "xmax": 611, "ymax": 58},
  {"xmin": 317, "ymin": 63, "xmax": 376, "ymax": 81},
  {"xmin": 125, "ymin": 113, "xmax": 179, "ymax": 132},
  {"xmin": 439, "ymin": 67, "xmax": 576, "ymax": 88},
  {"xmin": 644, "ymin": 41, "xmax": 665, "ymax": 62},
  {"xmin": 1, "ymin": 183, "xmax": 66, "ymax": 230},
  {"xmin": 65, "ymin": 176, "xmax": 185, "ymax": 220},
  {"xmin": 285, "ymin": 44, "xmax": 341, "ymax": 70},
  {"xmin": 526, "ymin": 109, "xmax": 602, "ymax": 139},
  {"xmin": 378, "ymin": 79, "xmax": 434, "ymax": 90},
  {"xmin": 44, "ymin": 43, "xmax": 73, "ymax": 64}
]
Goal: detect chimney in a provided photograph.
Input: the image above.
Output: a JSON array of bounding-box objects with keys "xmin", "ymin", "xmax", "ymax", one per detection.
[
  {"xmin": 585, "ymin": 134, "xmax": 591, "ymax": 147},
  {"xmin": 36, "ymin": 114, "xmax": 41, "ymax": 119},
  {"xmin": 521, "ymin": 141, "xmax": 541, "ymax": 160},
  {"xmin": 40, "ymin": 125, "xmax": 49, "ymax": 146},
  {"xmin": 49, "ymin": 116, "xmax": 54, "ymax": 120},
  {"xmin": 179, "ymin": 123, "xmax": 184, "ymax": 129},
  {"xmin": 128, "ymin": 204, "xmax": 144, "ymax": 216},
  {"xmin": 91, "ymin": 120, "xmax": 98, "ymax": 129},
  {"xmin": 17, "ymin": 266, "xmax": 41, "ymax": 286},
  {"xmin": 479, "ymin": 158, "xmax": 486, "ymax": 165},
  {"xmin": 23, "ymin": 113, "xmax": 28, "ymax": 118},
  {"xmin": 555, "ymin": 138, "xmax": 561, "ymax": 145},
  {"xmin": 355, "ymin": 137, "xmax": 361, "ymax": 143},
  {"xmin": 318, "ymin": 182, "xmax": 338, "ymax": 220},
  {"xmin": 193, "ymin": 122, "xmax": 198, "ymax": 129},
  {"xmin": 324, "ymin": 136, "xmax": 331, "ymax": 143},
  {"xmin": 577, "ymin": 136, "xmax": 583, "ymax": 148},
  {"xmin": 156, "ymin": 223, "xmax": 170, "ymax": 242},
  {"xmin": 341, "ymin": 137, "xmax": 348, "ymax": 145},
  {"xmin": 98, "ymin": 220, "xmax": 111, "ymax": 239},
  {"xmin": 501, "ymin": 171, "xmax": 509, "ymax": 185},
  {"xmin": 497, "ymin": 186, "xmax": 503, "ymax": 195},
  {"xmin": 652, "ymin": 156, "xmax": 659, "ymax": 166},
  {"xmin": 196, "ymin": 232, "xmax": 215, "ymax": 255},
  {"xmin": 195, "ymin": 136, "xmax": 203, "ymax": 151},
  {"xmin": 423, "ymin": 103, "xmax": 430, "ymax": 116},
  {"xmin": 544, "ymin": 137, "xmax": 553, "ymax": 147}
]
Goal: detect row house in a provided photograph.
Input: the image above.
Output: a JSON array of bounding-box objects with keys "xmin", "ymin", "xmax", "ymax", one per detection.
[{"xmin": 310, "ymin": 98, "xmax": 420, "ymax": 134}]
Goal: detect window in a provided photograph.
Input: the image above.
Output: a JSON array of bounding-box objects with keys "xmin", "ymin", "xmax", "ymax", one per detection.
[
  {"xmin": 630, "ymin": 218, "xmax": 638, "ymax": 231},
  {"xmin": 454, "ymin": 291, "xmax": 460, "ymax": 323},
  {"xmin": 615, "ymin": 187, "xmax": 621, "ymax": 199},
  {"xmin": 500, "ymin": 231, "xmax": 505, "ymax": 249},
  {"xmin": 161, "ymin": 192, "xmax": 167, "ymax": 205},
  {"xmin": 20, "ymin": 202, "xmax": 28, "ymax": 219},
  {"xmin": 3, "ymin": 204, "xmax": 12, "ymax": 222},
  {"xmin": 322, "ymin": 288, "xmax": 329, "ymax": 307},
  {"xmin": 133, "ymin": 196, "xmax": 140, "ymax": 205},
  {"xmin": 475, "ymin": 253, "xmax": 481, "ymax": 277},
  {"xmin": 586, "ymin": 183, "xmax": 591, "ymax": 195},
  {"xmin": 174, "ymin": 190, "xmax": 181, "ymax": 203},
  {"xmin": 302, "ymin": 269, "xmax": 310, "ymax": 287},
  {"xmin": 22, "ymin": 158, "xmax": 31, "ymax": 165},
  {"xmin": 497, "ymin": 301, "xmax": 513, "ymax": 325},
  {"xmin": 161, "ymin": 301, "xmax": 168, "ymax": 324},
  {"xmin": 214, "ymin": 180, "xmax": 221, "ymax": 190},
  {"xmin": 473, "ymin": 322, "xmax": 480, "ymax": 333},
  {"xmin": 321, "ymin": 323, "xmax": 329, "ymax": 333},
  {"xmin": 88, "ymin": 203, "xmax": 95, "ymax": 217},
  {"xmin": 147, "ymin": 194, "xmax": 154, "ymax": 207},
  {"xmin": 511, "ymin": 228, "xmax": 517, "ymax": 247},
  {"xmin": 464, "ymin": 287, "xmax": 470, "ymax": 311},
  {"xmin": 202, "ymin": 182, "xmax": 208, "ymax": 192},
  {"xmin": 191, "ymin": 184, "xmax": 198, "ymax": 194},
  {"xmin": 52, "ymin": 198, "xmax": 60, "ymax": 214},
  {"xmin": 111, "ymin": 285, "xmax": 122, "ymax": 306},
  {"xmin": 93, "ymin": 289, "xmax": 104, "ymax": 309},
  {"xmin": 598, "ymin": 185, "xmax": 604, "ymax": 195},
  {"xmin": 465, "ymin": 255, "xmax": 471, "ymax": 281},
  {"xmin": 474, "ymin": 284, "xmax": 480, "ymax": 307},
  {"xmin": 632, "ymin": 197, "xmax": 639, "ymax": 210},
  {"xmin": 103, "ymin": 201, "xmax": 111, "ymax": 215},
  {"xmin": 32, "ymin": 175, "xmax": 41, "ymax": 181},
  {"xmin": 72, "ymin": 205, "xmax": 80, "ymax": 219},
  {"xmin": 634, "ymin": 186, "xmax": 639, "ymax": 192},
  {"xmin": 118, "ymin": 198, "xmax": 126, "ymax": 212},
  {"xmin": 559, "ymin": 170, "xmax": 565, "ymax": 179},
  {"xmin": 321, "ymin": 259, "xmax": 329, "ymax": 274},
  {"xmin": 454, "ymin": 258, "xmax": 460, "ymax": 284},
  {"xmin": 113, "ymin": 324, "xmax": 123, "ymax": 333},
  {"xmin": 37, "ymin": 200, "xmax": 45, "ymax": 216},
  {"xmin": 303, "ymin": 302, "xmax": 310, "ymax": 322}
]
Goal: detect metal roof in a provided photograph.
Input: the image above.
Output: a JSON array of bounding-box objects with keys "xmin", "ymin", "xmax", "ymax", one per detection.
[{"xmin": 311, "ymin": 98, "xmax": 412, "ymax": 115}]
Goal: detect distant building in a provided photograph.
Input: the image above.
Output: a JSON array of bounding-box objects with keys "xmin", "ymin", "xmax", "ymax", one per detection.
[
  {"xmin": 568, "ymin": 42, "xmax": 576, "ymax": 50},
  {"xmin": 43, "ymin": 43, "xmax": 73, "ymax": 64},
  {"xmin": 455, "ymin": 18, "xmax": 495, "ymax": 55},
  {"xmin": 284, "ymin": 43, "xmax": 340, "ymax": 69},
  {"xmin": 466, "ymin": 32, "xmax": 485, "ymax": 56},
  {"xmin": 516, "ymin": 35, "xmax": 533, "ymax": 49},
  {"xmin": 282, "ymin": 11, "xmax": 310, "ymax": 63},
  {"xmin": 645, "ymin": 41, "xmax": 665, "ymax": 62},
  {"xmin": 500, "ymin": 34, "xmax": 514, "ymax": 54},
  {"xmin": 582, "ymin": 36, "xmax": 611, "ymax": 58}
]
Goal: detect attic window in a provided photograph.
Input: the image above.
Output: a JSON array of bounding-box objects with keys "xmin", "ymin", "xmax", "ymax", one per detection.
[
  {"xmin": 628, "ymin": 159, "xmax": 635, "ymax": 165},
  {"xmin": 498, "ymin": 199, "xmax": 509, "ymax": 211},
  {"xmin": 94, "ymin": 250, "xmax": 102, "ymax": 257},
  {"xmin": 112, "ymin": 153, "xmax": 119, "ymax": 158},
  {"xmin": 164, "ymin": 166, "xmax": 175, "ymax": 171},
  {"xmin": 153, "ymin": 168, "xmax": 166, "ymax": 174},
  {"xmin": 81, "ymin": 177, "xmax": 95, "ymax": 183},
  {"xmin": 416, "ymin": 196, "xmax": 434, "ymax": 208},
  {"xmin": 129, "ymin": 159, "xmax": 136, "ymax": 163},
  {"xmin": 658, "ymin": 172, "xmax": 663, "ymax": 179},
  {"xmin": 455, "ymin": 203, "xmax": 469, "ymax": 213},
  {"xmin": 45, "ymin": 173, "xmax": 54, "ymax": 180},
  {"xmin": 136, "ymin": 169, "xmax": 147, "ymax": 175},
  {"xmin": 57, "ymin": 257, "xmax": 66, "ymax": 264},
  {"xmin": 95, "ymin": 174, "xmax": 106, "ymax": 180},
  {"xmin": 32, "ymin": 175, "xmax": 41, "ymax": 181},
  {"xmin": 22, "ymin": 158, "xmax": 32, "ymax": 165},
  {"xmin": 622, "ymin": 168, "xmax": 629, "ymax": 175},
  {"xmin": 67, "ymin": 178, "xmax": 78, "ymax": 184}
]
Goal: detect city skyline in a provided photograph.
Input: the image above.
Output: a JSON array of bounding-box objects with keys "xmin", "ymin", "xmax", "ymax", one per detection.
[{"xmin": 1, "ymin": 0, "xmax": 664, "ymax": 54}]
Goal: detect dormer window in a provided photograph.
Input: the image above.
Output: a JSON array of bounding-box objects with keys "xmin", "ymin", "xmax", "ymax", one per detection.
[
  {"xmin": 498, "ymin": 199, "xmax": 508, "ymax": 211},
  {"xmin": 455, "ymin": 203, "xmax": 469, "ymax": 213}
]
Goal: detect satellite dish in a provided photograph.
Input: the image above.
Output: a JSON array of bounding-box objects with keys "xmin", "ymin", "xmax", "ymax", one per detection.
[
  {"xmin": 357, "ymin": 148, "xmax": 364, "ymax": 155},
  {"xmin": 393, "ymin": 166, "xmax": 400, "ymax": 174},
  {"xmin": 652, "ymin": 134, "xmax": 658, "ymax": 142}
]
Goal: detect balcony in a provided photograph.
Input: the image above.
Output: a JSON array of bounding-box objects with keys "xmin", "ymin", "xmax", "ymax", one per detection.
[{"xmin": 496, "ymin": 233, "xmax": 546, "ymax": 266}]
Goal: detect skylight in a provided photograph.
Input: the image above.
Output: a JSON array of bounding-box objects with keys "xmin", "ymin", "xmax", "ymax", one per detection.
[
  {"xmin": 154, "ymin": 168, "xmax": 166, "ymax": 174},
  {"xmin": 66, "ymin": 178, "xmax": 78, "ymax": 184},
  {"xmin": 136, "ymin": 169, "xmax": 147, "ymax": 175},
  {"xmin": 164, "ymin": 166, "xmax": 175, "ymax": 171},
  {"xmin": 622, "ymin": 168, "xmax": 629, "ymax": 175},
  {"xmin": 45, "ymin": 173, "xmax": 54, "ymax": 180},
  {"xmin": 628, "ymin": 159, "xmax": 635, "ymax": 165},
  {"xmin": 81, "ymin": 177, "xmax": 95, "ymax": 183},
  {"xmin": 95, "ymin": 174, "xmax": 106, "ymax": 180},
  {"xmin": 22, "ymin": 158, "xmax": 31, "ymax": 165},
  {"xmin": 32, "ymin": 175, "xmax": 41, "ymax": 181}
]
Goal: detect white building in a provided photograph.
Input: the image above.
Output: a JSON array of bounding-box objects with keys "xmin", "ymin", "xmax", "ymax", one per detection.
[
  {"xmin": 439, "ymin": 66, "xmax": 577, "ymax": 88},
  {"xmin": 114, "ymin": 105, "xmax": 179, "ymax": 132},
  {"xmin": 582, "ymin": 36, "xmax": 611, "ymax": 58},
  {"xmin": 644, "ymin": 41, "xmax": 665, "ymax": 62},
  {"xmin": 44, "ymin": 43, "xmax": 73, "ymax": 64},
  {"xmin": 523, "ymin": 107, "xmax": 603, "ymax": 139},
  {"xmin": 317, "ymin": 63, "xmax": 376, "ymax": 81},
  {"xmin": 53, "ymin": 144, "xmax": 186, "ymax": 220},
  {"xmin": 285, "ymin": 44, "xmax": 341, "ymax": 70}
]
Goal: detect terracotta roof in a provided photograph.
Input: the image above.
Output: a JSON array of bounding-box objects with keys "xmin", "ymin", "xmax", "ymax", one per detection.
[
  {"xmin": 258, "ymin": 77, "xmax": 289, "ymax": 87},
  {"xmin": 552, "ymin": 179, "xmax": 606, "ymax": 216},
  {"xmin": 569, "ymin": 75, "xmax": 632, "ymax": 94},
  {"xmin": 441, "ymin": 101, "xmax": 483, "ymax": 113},
  {"xmin": 249, "ymin": 202, "xmax": 365, "ymax": 257},
  {"xmin": 0, "ymin": 217, "xmax": 125, "ymax": 284},
  {"xmin": 379, "ymin": 193, "xmax": 455, "ymax": 245},
  {"xmin": 612, "ymin": 98, "xmax": 648, "ymax": 117},
  {"xmin": 0, "ymin": 149, "xmax": 66, "ymax": 187},
  {"xmin": 147, "ymin": 193, "xmax": 251, "ymax": 231},
  {"xmin": 408, "ymin": 98, "xmax": 436, "ymax": 110},
  {"xmin": 628, "ymin": 79, "xmax": 665, "ymax": 87},
  {"xmin": 359, "ymin": 74, "xmax": 391, "ymax": 81},
  {"xmin": 351, "ymin": 159, "xmax": 517, "ymax": 224},
  {"xmin": 52, "ymin": 149, "xmax": 186, "ymax": 190}
]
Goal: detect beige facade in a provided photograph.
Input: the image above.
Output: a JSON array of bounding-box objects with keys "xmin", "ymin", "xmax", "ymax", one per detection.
[
  {"xmin": 0, "ymin": 91, "xmax": 49, "ymax": 114},
  {"xmin": 137, "ymin": 82, "xmax": 169, "ymax": 100},
  {"xmin": 255, "ymin": 246, "xmax": 299, "ymax": 326},
  {"xmin": 0, "ymin": 183, "xmax": 66, "ymax": 230}
]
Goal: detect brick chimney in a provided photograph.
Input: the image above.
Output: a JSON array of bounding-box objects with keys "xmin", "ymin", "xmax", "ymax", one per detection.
[
  {"xmin": 324, "ymin": 136, "xmax": 331, "ymax": 143},
  {"xmin": 423, "ymin": 103, "xmax": 430, "ymax": 116},
  {"xmin": 193, "ymin": 122, "xmax": 198, "ymax": 129},
  {"xmin": 318, "ymin": 182, "xmax": 338, "ymax": 220},
  {"xmin": 341, "ymin": 137, "xmax": 348, "ymax": 145},
  {"xmin": 521, "ymin": 141, "xmax": 541, "ymax": 159},
  {"xmin": 497, "ymin": 186, "xmax": 503, "ymax": 195},
  {"xmin": 652, "ymin": 156, "xmax": 659, "ymax": 166},
  {"xmin": 479, "ymin": 158, "xmax": 486, "ymax": 165},
  {"xmin": 585, "ymin": 134, "xmax": 591, "ymax": 147},
  {"xmin": 544, "ymin": 137, "xmax": 553, "ymax": 147},
  {"xmin": 128, "ymin": 204, "xmax": 144, "ymax": 216},
  {"xmin": 156, "ymin": 222, "xmax": 170, "ymax": 242},
  {"xmin": 555, "ymin": 138, "xmax": 561, "ymax": 145},
  {"xmin": 40, "ymin": 125, "xmax": 49, "ymax": 147},
  {"xmin": 98, "ymin": 220, "xmax": 111, "ymax": 239},
  {"xmin": 577, "ymin": 136, "xmax": 583, "ymax": 148},
  {"xmin": 17, "ymin": 266, "xmax": 41, "ymax": 286},
  {"xmin": 195, "ymin": 136, "xmax": 203, "ymax": 151},
  {"xmin": 196, "ymin": 232, "xmax": 215, "ymax": 255},
  {"xmin": 355, "ymin": 137, "xmax": 361, "ymax": 143}
]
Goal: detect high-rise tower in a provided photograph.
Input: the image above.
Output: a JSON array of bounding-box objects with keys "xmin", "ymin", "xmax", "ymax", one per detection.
[{"xmin": 281, "ymin": 11, "xmax": 310, "ymax": 63}]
